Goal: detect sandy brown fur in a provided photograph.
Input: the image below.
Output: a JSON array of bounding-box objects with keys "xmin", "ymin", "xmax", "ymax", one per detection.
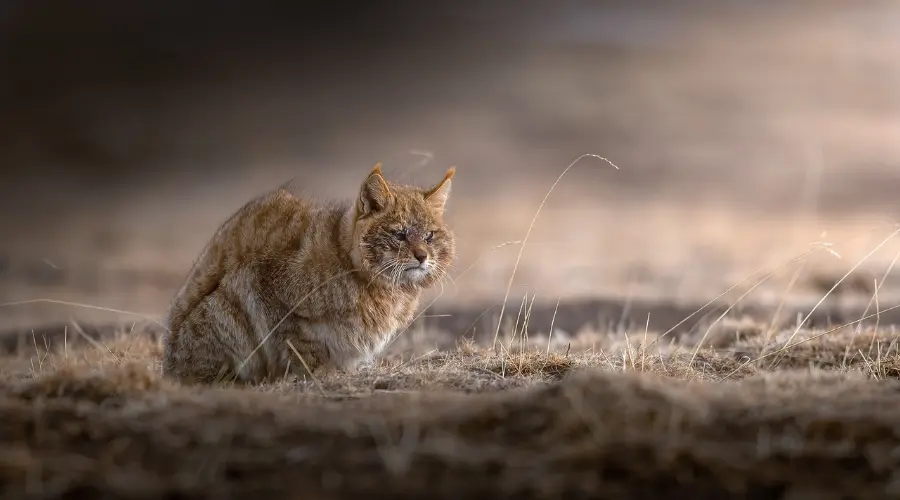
[{"xmin": 162, "ymin": 164, "xmax": 456, "ymax": 384}]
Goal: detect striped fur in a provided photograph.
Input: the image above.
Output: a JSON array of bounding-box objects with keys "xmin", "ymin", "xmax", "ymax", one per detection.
[{"xmin": 162, "ymin": 164, "xmax": 456, "ymax": 385}]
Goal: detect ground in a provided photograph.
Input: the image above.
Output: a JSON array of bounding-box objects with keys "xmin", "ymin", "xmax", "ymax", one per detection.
[{"xmin": 3, "ymin": 310, "xmax": 900, "ymax": 498}]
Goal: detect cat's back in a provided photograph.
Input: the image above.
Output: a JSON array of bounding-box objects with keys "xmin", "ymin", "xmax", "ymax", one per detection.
[{"xmin": 167, "ymin": 188, "xmax": 313, "ymax": 332}]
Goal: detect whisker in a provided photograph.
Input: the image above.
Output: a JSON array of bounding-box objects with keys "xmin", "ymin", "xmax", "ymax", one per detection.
[
  {"xmin": 429, "ymin": 261, "xmax": 457, "ymax": 293},
  {"xmin": 394, "ymin": 261, "xmax": 405, "ymax": 288},
  {"xmin": 389, "ymin": 261, "xmax": 402, "ymax": 289},
  {"xmin": 367, "ymin": 259, "xmax": 399, "ymax": 287}
]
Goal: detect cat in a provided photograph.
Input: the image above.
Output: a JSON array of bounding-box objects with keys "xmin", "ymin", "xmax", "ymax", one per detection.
[{"xmin": 161, "ymin": 163, "xmax": 456, "ymax": 384}]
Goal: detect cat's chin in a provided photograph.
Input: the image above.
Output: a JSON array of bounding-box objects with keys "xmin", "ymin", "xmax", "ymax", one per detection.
[
  {"xmin": 403, "ymin": 267, "xmax": 429, "ymax": 283},
  {"xmin": 366, "ymin": 264, "xmax": 429, "ymax": 286}
]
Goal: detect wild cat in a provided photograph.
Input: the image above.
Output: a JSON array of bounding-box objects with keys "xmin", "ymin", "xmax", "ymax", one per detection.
[{"xmin": 161, "ymin": 163, "xmax": 456, "ymax": 384}]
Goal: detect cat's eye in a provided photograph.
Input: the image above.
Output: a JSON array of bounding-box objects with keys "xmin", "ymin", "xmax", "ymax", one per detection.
[
  {"xmin": 394, "ymin": 228, "xmax": 407, "ymax": 241},
  {"xmin": 424, "ymin": 231, "xmax": 435, "ymax": 243}
]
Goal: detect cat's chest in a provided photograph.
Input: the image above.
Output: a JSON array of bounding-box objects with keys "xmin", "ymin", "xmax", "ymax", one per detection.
[{"xmin": 358, "ymin": 294, "xmax": 417, "ymax": 335}]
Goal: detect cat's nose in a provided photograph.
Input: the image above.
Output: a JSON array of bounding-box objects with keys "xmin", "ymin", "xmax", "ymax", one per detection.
[{"xmin": 413, "ymin": 249, "xmax": 428, "ymax": 263}]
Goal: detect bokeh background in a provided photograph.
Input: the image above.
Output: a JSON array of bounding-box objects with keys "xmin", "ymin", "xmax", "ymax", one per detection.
[{"xmin": 3, "ymin": 0, "xmax": 900, "ymax": 335}]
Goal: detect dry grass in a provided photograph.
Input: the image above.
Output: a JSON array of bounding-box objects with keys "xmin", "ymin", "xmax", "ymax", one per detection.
[{"xmin": 3, "ymin": 319, "xmax": 900, "ymax": 498}]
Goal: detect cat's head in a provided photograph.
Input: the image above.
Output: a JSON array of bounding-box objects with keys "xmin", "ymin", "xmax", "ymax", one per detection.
[{"xmin": 351, "ymin": 163, "xmax": 456, "ymax": 289}]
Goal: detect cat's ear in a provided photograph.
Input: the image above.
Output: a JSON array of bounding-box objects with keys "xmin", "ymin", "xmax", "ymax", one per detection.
[
  {"xmin": 357, "ymin": 162, "xmax": 392, "ymax": 217},
  {"xmin": 424, "ymin": 166, "xmax": 455, "ymax": 212}
]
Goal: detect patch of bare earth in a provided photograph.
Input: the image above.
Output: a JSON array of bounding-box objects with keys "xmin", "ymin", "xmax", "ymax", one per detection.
[{"xmin": 2, "ymin": 321, "xmax": 900, "ymax": 498}]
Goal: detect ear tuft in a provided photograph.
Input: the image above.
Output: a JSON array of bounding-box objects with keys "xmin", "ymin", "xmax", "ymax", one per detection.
[
  {"xmin": 357, "ymin": 162, "xmax": 391, "ymax": 217},
  {"xmin": 424, "ymin": 166, "xmax": 454, "ymax": 211}
]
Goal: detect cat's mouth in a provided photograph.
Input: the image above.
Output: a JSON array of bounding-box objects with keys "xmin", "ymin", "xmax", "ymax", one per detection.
[{"xmin": 402, "ymin": 262, "xmax": 431, "ymax": 281}]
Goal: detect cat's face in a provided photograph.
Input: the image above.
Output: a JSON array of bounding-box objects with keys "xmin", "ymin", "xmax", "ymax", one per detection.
[{"xmin": 353, "ymin": 164, "xmax": 456, "ymax": 289}]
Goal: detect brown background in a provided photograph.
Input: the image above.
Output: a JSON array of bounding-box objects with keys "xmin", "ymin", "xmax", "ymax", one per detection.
[{"xmin": 3, "ymin": 0, "xmax": 900, "ymax": 335}]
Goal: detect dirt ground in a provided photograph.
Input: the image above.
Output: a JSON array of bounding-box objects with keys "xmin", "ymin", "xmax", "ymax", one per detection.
[{"xmin": 4, "ymin": 322, "xmax": 900, "ymax": 498}]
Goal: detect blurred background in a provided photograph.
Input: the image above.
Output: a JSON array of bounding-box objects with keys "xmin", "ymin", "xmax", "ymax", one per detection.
[{"xmin": 3, "ymin": 0, "xmax": 900, "ymax": 334}]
